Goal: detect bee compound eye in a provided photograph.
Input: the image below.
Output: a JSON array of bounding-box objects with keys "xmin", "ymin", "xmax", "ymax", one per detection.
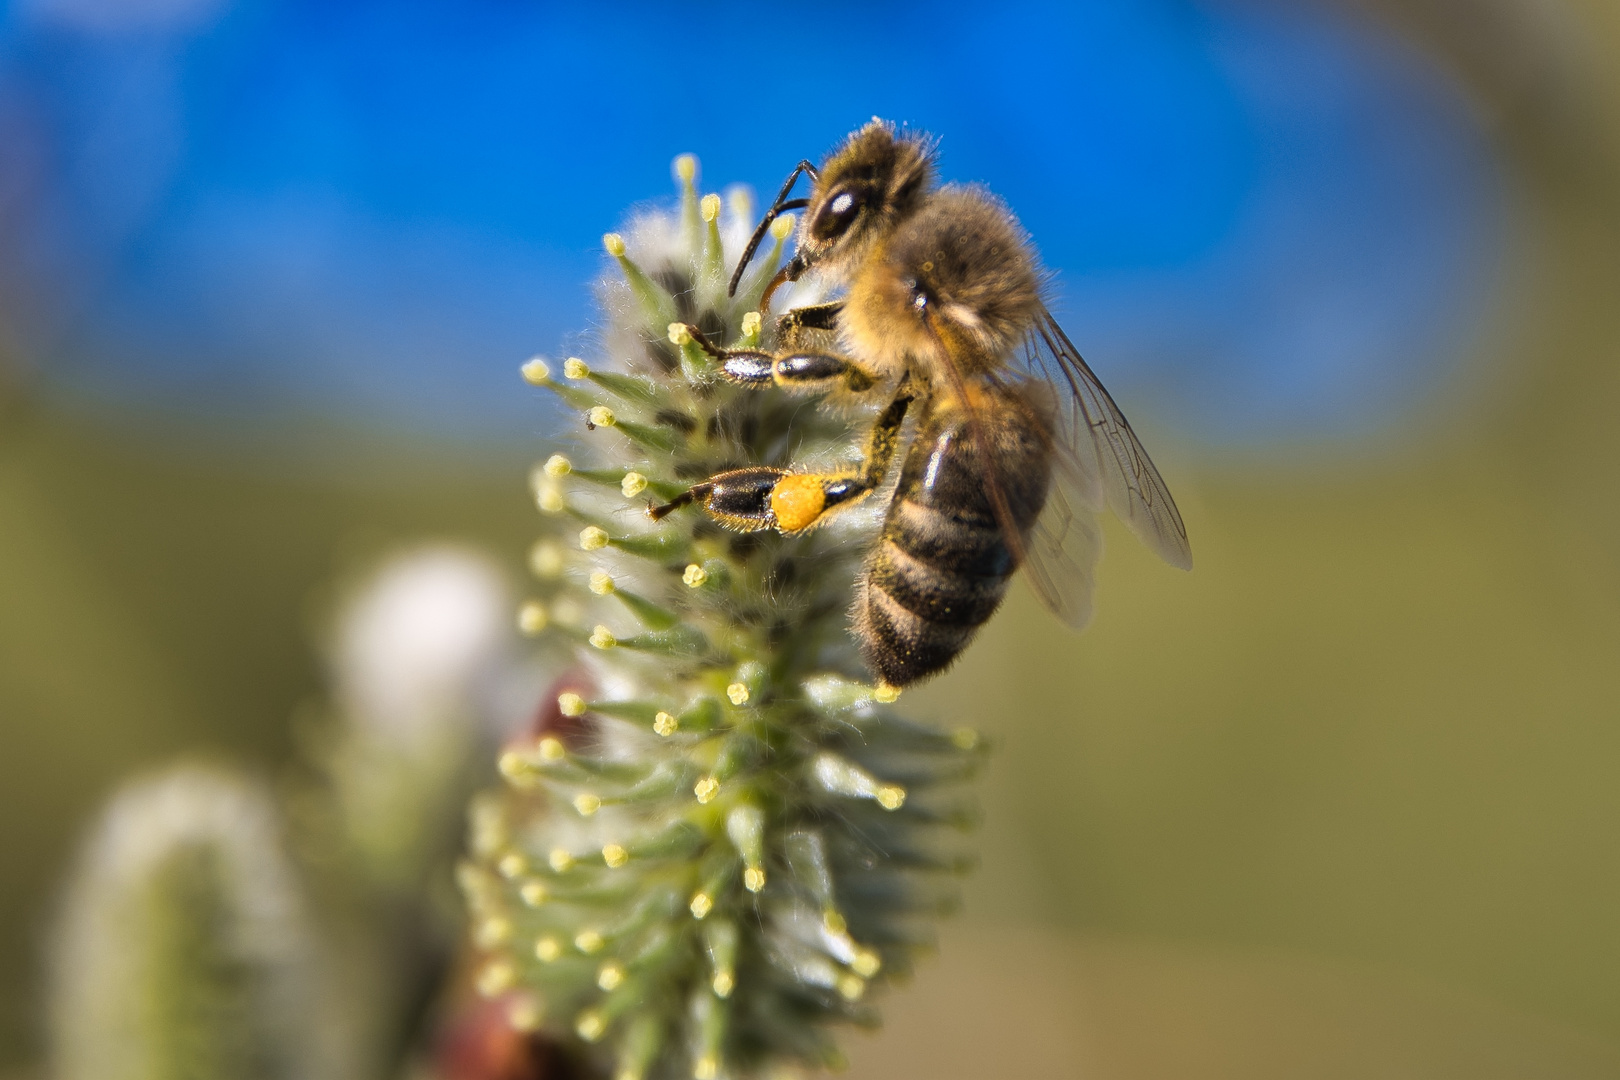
[{"xmin": 814, "ymin": 188, "xmax": 863, "ymax": 238}]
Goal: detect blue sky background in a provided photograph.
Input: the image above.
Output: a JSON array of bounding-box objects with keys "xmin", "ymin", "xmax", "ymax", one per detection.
[{"xmin": 0, "ymin": 0, "xmax": 1506, "ymax": 448}]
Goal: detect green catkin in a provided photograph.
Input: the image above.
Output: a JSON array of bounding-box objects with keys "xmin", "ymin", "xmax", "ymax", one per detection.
[
  {"xmin": 465, "ymin": 157, "xmax": 986, "ymax": 1080},
  {"xmin": 50, "ymin": 767, "xmax": 328, "ymax": 1080}
]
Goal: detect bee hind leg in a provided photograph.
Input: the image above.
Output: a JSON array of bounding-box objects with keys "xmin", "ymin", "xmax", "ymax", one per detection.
[
  {"xmin": 646, "ymin": 466, "xmax": 868, "ymax": 534},
  {"xmin": 647, "ymin": 380, "xmax": 915, "ymax": 533}
]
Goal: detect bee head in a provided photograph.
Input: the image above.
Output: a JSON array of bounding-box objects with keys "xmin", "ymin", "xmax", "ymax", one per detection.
[{"xmin": 788, "ymin": 120, "xmax": 935, "ymax": 286}]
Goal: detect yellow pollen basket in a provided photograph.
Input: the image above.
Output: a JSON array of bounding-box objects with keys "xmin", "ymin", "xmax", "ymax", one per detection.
[{"xmin": 770, "ymin": 475, "xmax": 826, "ymax": 533}]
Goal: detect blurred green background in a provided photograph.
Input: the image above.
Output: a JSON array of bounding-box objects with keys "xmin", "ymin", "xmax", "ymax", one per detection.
[{"xmin": 7, "ymin": 0, "xmax": 1620, "ymax": 1075}]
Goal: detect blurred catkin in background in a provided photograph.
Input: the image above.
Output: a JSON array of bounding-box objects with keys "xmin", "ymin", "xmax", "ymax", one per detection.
[
  {"xmin": 50, "ymin": 766, "xmax": 326, "ymax": 1080},
  {"xmin": 11, "ymin": 0, "xmax": 1620, "ymax": 1077}
]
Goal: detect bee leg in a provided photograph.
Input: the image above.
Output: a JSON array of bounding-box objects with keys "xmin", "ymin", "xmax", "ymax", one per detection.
[
  {"xmin": 646, "ymin": 467, "xmax": 786, "ymax": 531},
  {"xmin": 767, "ymin": 352, "xmax": 878, "ymax": 394},
  {"xmin": 674, "ymin": 323, "xmax": 880, "ymax": 395},
  {"xmin": 647, "ymin": 466, "xmax": 867, "ymax": 534},
  {"xmin": 775, "ymin": 301, "xmax": 843, "ymax": 347},
  {"xmin": 647, "ymin": 382, "xmax": 914, "ymax": 533}
]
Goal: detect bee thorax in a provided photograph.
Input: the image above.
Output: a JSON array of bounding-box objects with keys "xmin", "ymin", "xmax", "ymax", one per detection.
[{"xmin": 845, "ymin": 186, "xmax": 1042, "ymax": 377}]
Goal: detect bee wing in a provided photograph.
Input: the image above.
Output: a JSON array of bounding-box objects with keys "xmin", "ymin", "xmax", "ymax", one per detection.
[
  {"xmin": 1021, "ymin": 455, "xmax": 1106, "ymax": 629},
  {"xmin": 1021, "ymin": 308, "xmax": 1193, "ymax": 572}
]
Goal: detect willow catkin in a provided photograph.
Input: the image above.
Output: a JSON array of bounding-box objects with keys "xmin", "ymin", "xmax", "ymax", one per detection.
[{"xmin": 462, "ymin": 155, "xmax": 984, "ymax": 1080}]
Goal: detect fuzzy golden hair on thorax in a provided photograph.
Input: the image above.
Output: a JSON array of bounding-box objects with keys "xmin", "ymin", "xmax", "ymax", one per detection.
[{"xmin": 843, "ymin": 185, "xmax": 1043, "ymax": 378}]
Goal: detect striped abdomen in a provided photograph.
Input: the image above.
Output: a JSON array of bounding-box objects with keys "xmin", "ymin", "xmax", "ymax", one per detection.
[{"xmin": 853, "ymin": 388, "xmax": 1053, "ymax": 686}]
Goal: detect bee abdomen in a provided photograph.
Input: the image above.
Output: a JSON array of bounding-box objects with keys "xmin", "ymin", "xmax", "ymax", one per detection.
[
  {"xmin": 856, "ymin": 579, "xmax": 980, "ymax": 687},
  {"xmin": 869, "ymin": 535, "xmax": 1009, "ymax": 627},
  {"xmin": 887, "ymin": 498, "xmax": 1014, "ymax": 578},
  {"xmin": 855, "ymin": 499, "xmax": 1018, "ymax": 686},
  {"xmin": 852, "ymin": 393, "xmax": 1052, "ymax": 687}
]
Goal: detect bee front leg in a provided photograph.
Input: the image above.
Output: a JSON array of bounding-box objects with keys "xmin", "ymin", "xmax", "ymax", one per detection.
[
  {"xmin": 648, "ymin": 380, "xmax": 914, "ymax": 533},
  {"xmin": 774, "ymin": 302, "xmax": 843, "ymax": 347}
]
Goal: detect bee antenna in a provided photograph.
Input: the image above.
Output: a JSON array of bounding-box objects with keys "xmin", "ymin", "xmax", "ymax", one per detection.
[{"xmin": 728, "ymin": 160, "xmax": 816, "ymax": 297}]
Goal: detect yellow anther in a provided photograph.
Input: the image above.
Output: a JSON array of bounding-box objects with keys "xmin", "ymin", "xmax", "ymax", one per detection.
[
  {"xmin": 497, "ymin": 852, "xmax": 527, "ymax": 879},
  {"xmin": 693, "ymin": 776, "xmax": 720, "ymax": 804},
  {"xmin": 538, "ymin": 736, "xmax": 566, "ymax": 761},
  {"xmin": 694, "ymin": 1054, "xmax": 719, "ymax": 1080},
  {"xmin": 743, "ymin": 867, "xmax": 766, "ymax": 893},
  {"xmin": 837, "ymin": 974, "xmax": 866, "ymax": 1001},
  {"xmin": 726, "ymin": 682, "xmax": 750, "ymax": 706},
  {"xmin": 558, "ymin": 692, "xmax": 586, "ymax": 717},
  {"xmin": 700, "ymin": 192, "xmax": 721, "ymax": 222},
  {"xmin": 529, "ymin": 540, "xmax": 564, "ymax": 579},
  {"xmin": 544, "ymin": 453, "xmax": 572, "ymax": 477},
  {"xmin": 574, "ymin": 929, "xmax": 605, "ymax": 954},
  {"xmin": 573, "ymin": 793, "xmax": 602, "ymax": 817},
  {"xmin": 873, "ymin": 683, "xmax": 901, "ymax": 704},
  {"xmin": 682, "ymin": 563, "xmax": 708, "ymax": 587},
  {"xmin": 580, "ymin": 526, "xmax": 610, "ymax": 551},
  {"xmin": 563, "ymin": 357, "xmax": 590, "ymax": 380},
  {"xmin": 740, "ymin": 311, "xmax": 762, "ymax": 338},
  {"xmin": 770, "ymin": 213, "xmax": 796, "ymax": 240},
  {"xmin": 536, "ymin": 484, "xmax": 565, "ymax": 513},
  {"xmin": 576, "ymin": 1009, "xmax": 607, "ymax": 1042},
  {"xmin": 712, "ymin": 970, "xmax": 735, "ymax": 998},
  {"xmin": 507, "ymin": 994, "xmax": 544, "ymax": 1032},
  {"xmin": 521, "ymin": 356, "xmax": 552, "ymax": 385},
  {"xmin": 689, "ymin": 892, "xmax": 713, "ymax": 919},
  {"xmin": 668, "ymin": 322, "xmax": 692, "ymax": 346},
  {"xmin": 588, "ymin": 405, "xmax": 617, "ymax": 427},
  {"xmin": 520, "ymin": 880, "xmax": 548, "ymax": 907},
  {"xmin": 549, "ymin": 848, "xmax": 575, "ymax": 872},
  {"xmin": 813, "ymin": 752, "xmax": 905, "ymax": 808},
  {"xmin": 951, "ymin": 727, "xmax": 980, "ymax": 750},
  {"xmin": 603, "ymin": 233, "xmax": 626, "ymax": 257},
  {"xmin": 653, "ymin": 711, "xmax": 678, "ymax": 736},
  {"xmin": 822, "ymin": 910, "xmax": 847, "ymax": 934},
  {"xmin": 517, "ymin": 601, "xmax": 548, "ymax": 635},
  {"xmin": 621, "ymin": 471, "xmax": 648, "ymax": 498},
  {"xmin": 852, "ymin": 949, "xmax": 882, "ymax": 978},
  {"xmin": 588, "ymin": 570, "xmax": 616, "ymax": 595},
  {"xmin": 497, "ymin": 750, "xmax": 528, "ymax": 781},
  {"xmin": 535, "ymin": 935, "xmax": 562, "ymax": 962},
  {"xmin": 597, "ymin": 961, "xmax": 626, "ymax": 991},
  {"xmin": 727, "ymin": 186, "xmax": 752, "ymax": 220},
  {"xmin": 590, "ymin": 625, "xmax": 617, "ymax": 649},
  {"xmin": 602, "ymin": 843, "xmax": 629, "ymax": 868},
  {"xmin": 476, "ymin": 959, "xmax": 516, "ymax": 998},
  {"xmin": 474, "ymin": 916, "xmax": 511, "ymax": 949},
  {"xmin": 674, "ymin": 153, "xmax": 697, "ymax": 183}
]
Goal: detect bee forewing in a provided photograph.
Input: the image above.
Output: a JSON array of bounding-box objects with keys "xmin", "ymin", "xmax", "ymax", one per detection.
[{"xmin": 1025, "ymin": 310, "xmax": 1193, "ymax": 571}]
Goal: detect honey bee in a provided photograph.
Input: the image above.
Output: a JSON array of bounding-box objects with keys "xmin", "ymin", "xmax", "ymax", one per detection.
[{"xmin": 652, "ymin": 120, "xmax": 1192, "ymax": 686}]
